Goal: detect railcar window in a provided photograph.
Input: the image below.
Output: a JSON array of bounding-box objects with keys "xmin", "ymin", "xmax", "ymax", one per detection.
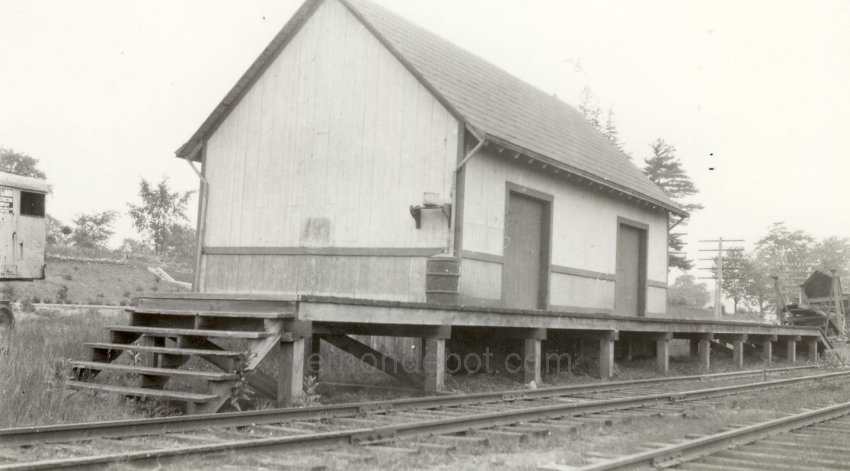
[{"xmin": 20, "ymin": 191, "xmax": 45, "ymax": 217}]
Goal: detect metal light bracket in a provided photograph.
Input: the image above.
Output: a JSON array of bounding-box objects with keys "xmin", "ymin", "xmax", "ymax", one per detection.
[{"xmin": 410, "ymin": 203, "xmax": 452, "ymax": 229}]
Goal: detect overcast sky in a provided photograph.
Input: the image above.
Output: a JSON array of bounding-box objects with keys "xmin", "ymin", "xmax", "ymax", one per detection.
[{"xmin": 2, "ymin": 0, "xmax": 849, "ymax": 285}]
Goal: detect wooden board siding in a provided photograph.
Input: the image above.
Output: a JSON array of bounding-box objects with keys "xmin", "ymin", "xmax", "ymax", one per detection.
[
  {"xmin": 459, "ymin": 259, "xmax": 501, "ymax": 305},
  {"xmin": 550, "ymin": 273, "xmax": 614, "ymax": 312},
  {"xmin": 203, "ymin": 254, "xmax": 427, "ymax": 302},
  {"xmin": 461, "ymin": 147, "xmax": 668, "ymax": 312},
  {"xmin": 202, "ymin": 0, "xmax": 457, "ymax": 250},
  {"xmin": 199, "ymin": 0, "xmax": 458, "ymax": 298},
  {"xmin": 646, "ymin": 286, "xmax": 669, "ymax": 317}
]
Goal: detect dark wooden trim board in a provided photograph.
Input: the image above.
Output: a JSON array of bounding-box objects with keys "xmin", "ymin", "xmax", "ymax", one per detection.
[
  {"xmin": 550, "ymin": 265, "xmax": 616, "ymax": 282},
  {"xmin": 461, "ymin": 250, "xmax": 503, "ymax": 264},
  {"xmin": 617, "ymin": 216, "xmax": 650, "ymax": 231},
  {"xmin": 202, "ymin": 247, "xmax": 445, "ymax": 257},
  {"xmin": 506, "ymin": 181, "xmax": 556, "ymax": 203}
]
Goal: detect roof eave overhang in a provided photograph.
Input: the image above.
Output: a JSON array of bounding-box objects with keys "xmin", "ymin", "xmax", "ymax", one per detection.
[
  {"xmin": 176, "ymin": 0, "xmax": 481, "ymax": 162},
  {"xmin": 481, "ymin": 133, "xmax": 689, "ymax": 218}
]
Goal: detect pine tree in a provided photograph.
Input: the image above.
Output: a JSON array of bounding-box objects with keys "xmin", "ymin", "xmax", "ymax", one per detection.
[
  {"xmin": 578, "ymin": 87, "xmax": 602, "ymax": 131},
  {"xmin": 603, "ymin": 108, "xmax": 622, "ymax": 150},
  {"xmin": 644, "ymin": 138, "xmax": 703, "ymax": 270}
]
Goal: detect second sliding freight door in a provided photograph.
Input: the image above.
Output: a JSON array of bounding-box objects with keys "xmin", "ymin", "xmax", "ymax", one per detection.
[{"xmin": 502, "ymin": 190, "xmax": 550, "ymax": 310}]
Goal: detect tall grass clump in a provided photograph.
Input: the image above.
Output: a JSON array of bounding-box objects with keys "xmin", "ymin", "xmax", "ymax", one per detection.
[{"xmin": 0, "ymin": 309, "xmax": 138, "ymax": 428}]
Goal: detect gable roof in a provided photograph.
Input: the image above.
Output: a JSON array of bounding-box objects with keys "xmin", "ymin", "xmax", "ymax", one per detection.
[{"xmin": 177, "ymin": 0, "xmax": 685, "ymax": 216}]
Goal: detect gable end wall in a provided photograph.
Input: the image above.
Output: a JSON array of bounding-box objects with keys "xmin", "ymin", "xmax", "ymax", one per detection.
[{"xmin": 199, "ymin": 0, "xmax": 458, "ymax": 300}]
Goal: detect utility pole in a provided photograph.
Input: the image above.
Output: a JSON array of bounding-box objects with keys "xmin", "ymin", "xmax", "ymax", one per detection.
[{"xmin": 698, "ymin": 238, "xmax": 744, "ymax": 320}]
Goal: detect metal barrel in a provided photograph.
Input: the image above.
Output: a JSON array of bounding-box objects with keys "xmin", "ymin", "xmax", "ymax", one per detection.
[{"xmin": 425, "ymin": 255, "xmax": 461, "ymax": 305}]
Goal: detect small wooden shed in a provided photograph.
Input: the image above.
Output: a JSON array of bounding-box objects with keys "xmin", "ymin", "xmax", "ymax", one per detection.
[{"xmin": 177, "ymin": 0, "xmax": 686, "ymax": 317}]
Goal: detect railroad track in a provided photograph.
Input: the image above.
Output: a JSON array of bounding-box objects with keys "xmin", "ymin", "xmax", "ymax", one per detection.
[
  {"xmin": 559, "ymin": 399, "xmax": 850, "ymax": 470},
  {"xmin": 0, "ymin": 365, "xmax": 844, "ymax": 470}
]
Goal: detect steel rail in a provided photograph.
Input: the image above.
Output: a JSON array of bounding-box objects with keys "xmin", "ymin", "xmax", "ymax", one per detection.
[
  {"xmin": 568, "ymin": 400, "xmax": 850, "ymax": 470},
  {"xmin": 3, "ymin": 368, "xmax": 848, "ymax": 470},
  {"xmin": 0, "ymin": 365, "xmax": 816, "ymax": 446}
]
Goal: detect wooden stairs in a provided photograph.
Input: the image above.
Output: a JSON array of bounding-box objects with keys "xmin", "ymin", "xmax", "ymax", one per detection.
[{"xmin": 69, "ymin": 294, "xmax": 297, "ymax": 414}]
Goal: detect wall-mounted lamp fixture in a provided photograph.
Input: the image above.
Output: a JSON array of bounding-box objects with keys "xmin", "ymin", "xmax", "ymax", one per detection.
[{"xmin": 410, "ymin": 192, "xmax": 451, "ymax": 229}]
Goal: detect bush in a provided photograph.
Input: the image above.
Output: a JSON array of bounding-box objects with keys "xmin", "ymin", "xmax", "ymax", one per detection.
[
  {"xmin": 62, "ymin": 274, "xmax": 73, "ymax": 281},
  {"xmin": 0, "ymin": 284, "xmax": 16, "ymax": 300},
  {"xmin": 42, "ymin": 298, "xmax": 53, "ymax": 305},
  {"xmin": 135, "ymin": 286, "xmax": 143, "ymax": 292},
  {"xmin": 122, "ymin": 290, "xmax": 131, "ymax": 298},
  {"xmin": 119, "ymin": 300, "xmax": 128, "ymax": 306},
  {"xmin": 150, "ymin": 285, "xmax": 159, "ymax": 292},
  {"xmin": 19, "ymin": 298, "xmax": 35, "ymax": 313},
  {"xmin": 31, "ymin": 296, "xmax": 41, "ymax": 304},
  {"xmin": 56, "ymin": 285, "xmax": 69, "ymax": 303},
  {"xmin": 96, "ymin": 293, "xmax": 105, "ymax": 298}
]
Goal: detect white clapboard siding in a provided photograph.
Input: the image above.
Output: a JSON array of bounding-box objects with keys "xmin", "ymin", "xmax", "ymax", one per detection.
[
  {"xmin": 203, "ymin": 0, "xmax": 458, "ymax": 250},
  {"xmin": 461, "ymin": 147, "xmax": 668, "ymax": 310}
]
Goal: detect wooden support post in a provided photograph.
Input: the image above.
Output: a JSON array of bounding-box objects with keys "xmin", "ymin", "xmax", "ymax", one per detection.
[
  {"xmin": 599, "ymin": 331, "xmax": 618, "ymax": 379},
  {"xmin": 731, "ymin": 335, "xmax": 748, "ymax": 369},
  {"xmin": 305, "ymin": 335, "xmax": 321, "ymax": 377},
  {"xmin": 423, "ymin": 338, "xmax": 446, "ymax": 392},
  {"xmin": 523, "ymin": 338, "xmax": 542, "ymax": 385},
  {"xmin": 698, "ymin": 334, "xmax": 712, "ymax": 372},
  {"xmin": 808, "ymin": 338, "xmax": 819, "ymax": 362},
  {"xmin": 655, "ymin": 333, "xmax": 673, "ymax": 375},
  {"xmin": 139, "ymin": 336, "xmax": 164, "ymax": 368},
  {"xmin": 689, "ymin": 339, "xmax": 699, "ymax": 358},
  {"xmin": 138, "ymin": 336, "xmax": 165, "ymax": 389},
  {"xmin": 278, "ymin": 338, "xmax": 305, "ymax": 407},
  {"xmin": 786, "ymin": 337, "xmax": 798, "ymax": 364},
  {"xmin": 762, "ymin": 339, "xmax": 773, "ymax": 366},
  {"xmin": 761, "ymin": 335, "xmax": 778, "ymax": 368},
  {"xmin": 419, "ymin": 337, "xmax": 427, "ymax": 371}
]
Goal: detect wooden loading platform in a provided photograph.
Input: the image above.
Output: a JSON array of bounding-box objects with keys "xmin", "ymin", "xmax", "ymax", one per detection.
[{"xmin": 70, "ymin": 293, "xmax": 829, "ymax": 413}]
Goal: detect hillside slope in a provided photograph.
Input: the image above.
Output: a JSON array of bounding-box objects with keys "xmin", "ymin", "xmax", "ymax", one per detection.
[{"xmin": 6, "ymin": 258, "xmax": 190, "ymax": 306}]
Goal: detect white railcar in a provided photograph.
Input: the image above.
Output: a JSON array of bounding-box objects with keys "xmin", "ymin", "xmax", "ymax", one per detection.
[{"xmin": 0, "ymin": 172, "xmax": 48, "ymax": 328}]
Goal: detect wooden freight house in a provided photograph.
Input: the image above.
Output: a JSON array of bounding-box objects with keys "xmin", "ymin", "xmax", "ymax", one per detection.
[
  {"xmin": 71, "ymin": 0, "xmax": 832, "ymax": 411},
  {"xmin": 178, "ymin": 0, "xmax": 686, "ymax": 315}
]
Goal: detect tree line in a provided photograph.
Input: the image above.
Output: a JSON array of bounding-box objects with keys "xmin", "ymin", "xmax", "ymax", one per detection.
[{"xmin": 0, "ymin": 147, "xmax": 196, "ymax": 263}]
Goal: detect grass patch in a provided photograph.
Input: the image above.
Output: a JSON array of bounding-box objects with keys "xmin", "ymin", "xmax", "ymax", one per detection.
[
  {"xmin": 8, "ymin": 259, "xmax": 189, "ymax": 306},
  {"xmin": 0, "ymin": 309, "xmax": 140, "ymax": 428}
]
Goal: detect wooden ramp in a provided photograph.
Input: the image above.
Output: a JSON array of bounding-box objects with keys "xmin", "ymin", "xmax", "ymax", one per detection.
[{"xmin": 69, "ymin": 295, "xmax": 297, "ymax": 414}]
